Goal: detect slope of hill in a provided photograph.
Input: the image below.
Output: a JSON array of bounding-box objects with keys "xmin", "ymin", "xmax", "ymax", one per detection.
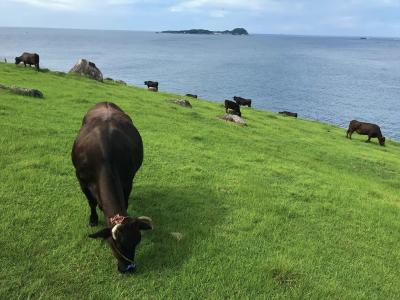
[{"xmin": 0, "ymin": 63, "xmax": 399, "ymax": 299}]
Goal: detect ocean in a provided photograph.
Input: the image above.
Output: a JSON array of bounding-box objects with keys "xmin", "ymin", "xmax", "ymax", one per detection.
[{"xmin": 0, "ymin": 27, "xmax": 399, "ymax": 140}]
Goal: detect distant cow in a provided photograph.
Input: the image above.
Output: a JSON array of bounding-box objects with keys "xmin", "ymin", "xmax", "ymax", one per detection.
[
  {"xmin": 71, "ymin": 102, "xmax": 153, "ymax": 273},
  {"xmin": 233, "ymin": 96, "xmax": 252, "ymax": 107},
  {"xmin": 279, "ymin": 111, "xmax": 298, "ymax": 118},
  {"xmin": 15, "ymin": 52, "xmax": 39, "ymax": 70},
  {"xmin": 144, "ymin": 81, "xmax": 158, "ymax": 90},
  {"xmin": 346, "ymin": 120, "xmax": 385, "ymax": 146},
  {"xmin": 224, "ymin": 100, "xmax": 241, "ymax": 117},
  {"xmin": 186, "ymin": 94, "xmax": 198, "ymax": 98}
]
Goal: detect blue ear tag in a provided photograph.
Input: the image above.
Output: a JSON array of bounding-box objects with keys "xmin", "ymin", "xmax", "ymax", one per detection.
[{"xmin": 126, "ymin": 263, "xmax": 136, "ymax": 271}]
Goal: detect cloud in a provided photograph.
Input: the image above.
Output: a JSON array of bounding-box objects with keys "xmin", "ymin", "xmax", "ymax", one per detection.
[
  {"xmin": 169, "ymin": 0, "xmax": 286, "ymax": 15},
  {"xmin": 12, "ymin": 0, "xmax": 78, "ymax": 11},
  {"xmin": 10, "ymin": 0, "xmax": 142, "ymax": 11}
]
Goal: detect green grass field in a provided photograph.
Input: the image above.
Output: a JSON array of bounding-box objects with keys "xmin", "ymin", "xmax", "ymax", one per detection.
[{"xmin": 0, "ymin": 63, "xmax": 399, "ymax": 299}]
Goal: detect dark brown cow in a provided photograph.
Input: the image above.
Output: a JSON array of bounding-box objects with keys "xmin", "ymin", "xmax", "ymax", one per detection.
[
  {"xmin": 233, "ymin": 96, "xmax": 252, "ymax": 107},
  {"xmin": 15, "ymin": 52, "xmax": 39, "ymax": 70},
  {"xmin": 346, "ymin": 120, "xmax": 385, "ymax": 146},
  {"xmin": 279, "ymin": 111, "xmax": 298, "ymax": 118},
  {"xmin": 224, "ymin": 100, "xmax": 241, "ymax": 117},
  {"xmin": 71, "ymin": 102, "xmax": 152, "ymax": 273},
  {"xmin": 144, "ymin": 81, "xmax": 158, "ymax": 90}
]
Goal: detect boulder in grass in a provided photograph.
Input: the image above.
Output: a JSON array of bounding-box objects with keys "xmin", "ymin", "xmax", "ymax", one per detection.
[
  {"xmin": 148, "ymin": 86, "xmax": 158, "ymax": 92},
  {"xmin": 10, "ymin": 86, "xmax": 44, "ymax": 98},
  {"xmin": 115, "ymin": 80, "xmax": 127, "ymax": 85},
  {"xmin": 174, "ymin": 99, "xmax": 192, "ymax": 108},
  {"xmin": 219, "ymin": 114, "xmax": 246, "ymax": 126},
  {"xmin": 69, "ymin": 59, "xmax": 103, "ymax": 82},
  {"xmin": 0, "ymin": 83, "xmax": 43, "ymax": 98}
]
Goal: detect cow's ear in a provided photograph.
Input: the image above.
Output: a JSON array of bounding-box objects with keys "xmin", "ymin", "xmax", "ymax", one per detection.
[
  {"xmin": 136, "ymin": 216, "xmax": 153, "ymax": 231},
  {"xmin": 89, "ymin": 228, "xmax": 111, "ymax": 239}
]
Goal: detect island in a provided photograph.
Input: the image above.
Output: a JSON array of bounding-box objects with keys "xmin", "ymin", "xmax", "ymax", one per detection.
[{"xmin": 161, "ymin": 28, "xmax": 248, "ymax": 35}]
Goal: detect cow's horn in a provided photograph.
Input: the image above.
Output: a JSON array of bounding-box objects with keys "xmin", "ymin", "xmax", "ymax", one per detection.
[{"xmin": 112, "ymin": 224, "xmax": 122, "ymax": 240}]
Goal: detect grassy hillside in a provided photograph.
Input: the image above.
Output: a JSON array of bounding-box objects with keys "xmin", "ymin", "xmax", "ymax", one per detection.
[{"xmin": 0, "ymin": 63, "xmax": 399, "ymax": 299}]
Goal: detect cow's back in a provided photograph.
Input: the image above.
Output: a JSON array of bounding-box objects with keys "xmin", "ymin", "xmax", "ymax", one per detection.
[{"xmin": 72, "ymin": 102, "xmax": 143, "ymax": 186}]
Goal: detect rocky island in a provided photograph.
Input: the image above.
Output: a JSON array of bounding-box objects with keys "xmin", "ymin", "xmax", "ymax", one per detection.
[{"xmin": 161, "ymin": 28, "xmax": 248, "ymax": 35}]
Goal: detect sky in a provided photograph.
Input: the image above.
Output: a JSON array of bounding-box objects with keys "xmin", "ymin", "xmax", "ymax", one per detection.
[{"xmin": 0, "ymin": 0, "xmax": 399, "ymax": 37}]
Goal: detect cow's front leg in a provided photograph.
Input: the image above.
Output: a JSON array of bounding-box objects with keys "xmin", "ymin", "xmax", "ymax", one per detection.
[{"xmin": 78, "ymin": 179, "xmax": 99, "ymax": 226}]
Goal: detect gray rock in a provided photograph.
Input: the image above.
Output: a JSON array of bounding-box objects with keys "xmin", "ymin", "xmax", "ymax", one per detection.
[
  {"xmin": 148, "ymin": 87, "xmax": 158, "ymax": 92},
  {"xmin": 0, "ymin": 83, "xmax": 43, "ymax": 98},
  {"xmin": 115, "ymin": 80, "xmax": 127, "ymax": 85},
  {"xmin": 219, "ymin": 114, "xmax": 246, "ymax": 125},
  {"xmin": 69, "ymin": 59, "xmax": 103, "ymax": 81},
  {"xmin": 10, "ymin": 86, "xmax": 44, "ymax": 98},
  {"xmin": 105, "ymin": 77, "xmax": 114, "ymax": 81},
  {"xmin": 174, "ymin": 99, "xmax": 192, "ymax": 108}
]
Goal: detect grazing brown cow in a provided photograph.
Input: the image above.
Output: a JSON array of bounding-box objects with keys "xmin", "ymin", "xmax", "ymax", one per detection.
[
  {"xmin": 346, "ymin": 120, "xmax": 385, "ymax": 146},
  {"xmin": 71, "ymin": 102, "xmax": 152, "ymax": 273},
  {"xmin": 279, "ymin": 111, "xmax": 298, "ymax": 118},
  {"xmin": 233, "ymin": 96, "xmax": 252, "ymax": 107},
  {"xmin": 15, "ymin": 52, "xmax": 39, "ymax": 70},
  {"xmin": 224, "ymin": 100, "xmax": 241, "ymax": 117}
]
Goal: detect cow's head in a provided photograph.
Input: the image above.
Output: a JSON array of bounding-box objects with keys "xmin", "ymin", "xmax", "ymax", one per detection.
[
  {"xmin": 144, "ymin": 81, "xmax": 149, "ymax": 86},
  {"xmin": 379, "ymin": 137, "xmax": 386, "ymax": 146},
  {"xmin": 15, "ymin": 57, "xmax": 21, "ymax": 64},
  {"xmin": 89, "ymin": 215, "xmax": 153, "ymax": 273}
]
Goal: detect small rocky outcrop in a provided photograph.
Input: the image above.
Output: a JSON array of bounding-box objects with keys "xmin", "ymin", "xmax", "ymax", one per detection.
[
  {"xmin": 174, "ymin": 99, "xmax": 192, "ymax": 108},
  {"xmin": 0, "ymin": 83, "xmax": 43, "ymax": 98},
  {"xmin": 69, "ymin": 59, "xmax": 103, "ymax": 81},
  {"xmin": 219, "ymin": 114, "xmax": 246, "ymax": 126},
  {"xmin": 115, "ymin": 80, "xmax": 127, "ymax": 85}
]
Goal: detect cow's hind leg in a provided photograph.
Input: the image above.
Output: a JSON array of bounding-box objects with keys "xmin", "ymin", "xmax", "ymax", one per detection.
[
  {"xmin": 366, "ymin": 136, "xmax": 371, "ymax": 143},
  {"xmin": 78, "ymin": 179, "xmax": 99, "ymax": 226}
]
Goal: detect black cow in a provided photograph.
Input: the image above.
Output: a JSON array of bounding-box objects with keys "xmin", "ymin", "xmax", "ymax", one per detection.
[
  {"xmin": 224, "ymin": 100, "xmax": 241, "ymax": 117},
  {"xmin": 186, "ymin": 94, "xmax": 198, "ymax": 98},
  {"xmin": 233, "ymin": 96, "xmax": 252, "ymax": 107},
  {"xmin": 144, "ymin": 81, "xmax": 158, "ymax": 90},
  {"xmin": 279, "ymin": 111, "xmax": 298, "ymax": 118},
  {"xmin": 15, "ymin": 52, "xmax": 39, "ymax": 70},
  {"xmin": 71, "ymin": 102, "xmax": 152, "ymax": 273},
  {"xmin": 346, "ymin": 120, "xmax": 385, "ymax": 146}
]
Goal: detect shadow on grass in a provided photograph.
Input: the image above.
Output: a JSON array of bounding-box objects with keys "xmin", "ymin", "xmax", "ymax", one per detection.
[{"xmin": 129, "ymin": 183, "xmax": 226, "ymax": 273}]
